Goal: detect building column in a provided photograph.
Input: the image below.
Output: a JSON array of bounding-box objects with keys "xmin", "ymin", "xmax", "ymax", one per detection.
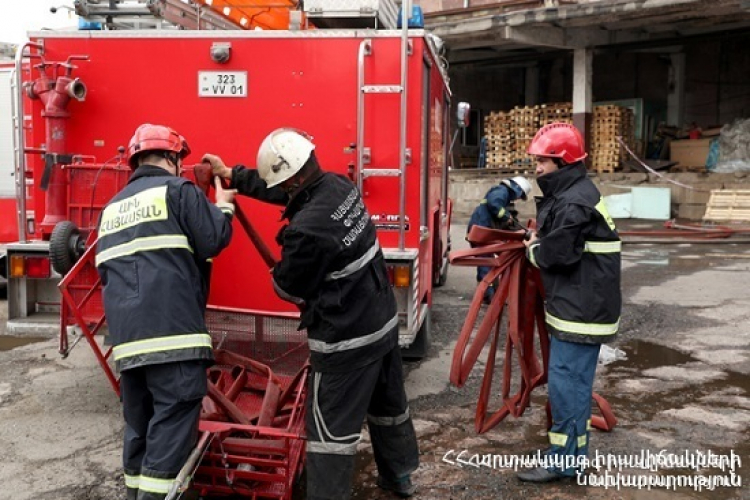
[
  {"xmin": 667, "ymin": 52, "xmax": 685, "ymax": 127},
  {"xmin": 525, "ymin": 64, "xmax": 539, "ymax": 106},
  {"xmin": 572, "ymin": 48, "xmax": 593, "ymax": 167}
]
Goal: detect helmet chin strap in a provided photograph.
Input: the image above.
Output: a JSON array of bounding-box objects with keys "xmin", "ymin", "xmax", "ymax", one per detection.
[
  {"xmin": 282, "ymin": 178, "xmax": 301, "ymax": 195},
  {"xmin": 163, "ymin": 151, "xmax": 181, "ymax": 176}
]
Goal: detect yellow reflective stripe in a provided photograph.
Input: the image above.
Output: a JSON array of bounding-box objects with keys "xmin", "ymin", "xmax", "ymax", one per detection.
[
  {"xmin": 96, "ymin": 234, "xmax": 192, "ymax": 267},
  {"xmin": 549, "ymin": 432, "xmax": 567, "ymax": 447},
  {"xmin": 595, "ymin": 198, "xmax": 616, "ymax": 231},
  {"xmin": 497, "ymin": 207, "xmax": 506, "ymax": 218},
  {"xmin": 527, "ymin": 242, "xmax": 540, "ymax": 268},
  {"xmin": 578, "ymin": 435, "xmax": 587, "ymax": 448},
  {"xmin": 584, "ymin": 240, "xmax": 621, "ymax": 253},
  {"xmin": 480, "ymin": 199, "xmax": 488, "ymax": 204},
  {"xmin": 99, "ymin": 186, "xmax": 169, "ymax": 237},
  {"xmin": 113, "ymin": 333, "xmax": 212, "ymax": 361},
  {"xmin": 139, "ymin": 475, "xmax": 174, "ymax": 494},
  {"xmin": 587, "ymin": 419, "xmax": 592, "ymax": 431},
  {"xmin": 546, "ymin": 311, "xmax": 619, "ymax": 336},
  {"xmin": 124, "ymin": 474, "xmax": 140, "ymax": 489}
]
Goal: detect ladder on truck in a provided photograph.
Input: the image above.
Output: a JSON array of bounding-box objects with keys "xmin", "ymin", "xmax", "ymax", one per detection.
[
  {"xmin": 73, "ymin": 0, "xmax": 241, "ymax": 30},
  {"xmin": 357, "ymin": 0, "xmax": 414, "ymax": 251},
  {"xmin": 73, "ymin": 0, "xmax": 302, "ymax": 31}
]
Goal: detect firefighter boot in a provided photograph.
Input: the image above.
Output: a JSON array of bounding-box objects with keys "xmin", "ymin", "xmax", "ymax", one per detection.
[
  {"xmin": 517, "ymin": 466, "xmax": 565, "ymax": 483},
  {"xmin": 126, "ymin": 487, "xmax": 138, "ymax": 500},
  {"xmin": 136, "ymin": 491, "xmax": 167, "ymax": 500},
  {"xmin": 377, "ymin": 475, "xmax": 416, "ymax": 498}
]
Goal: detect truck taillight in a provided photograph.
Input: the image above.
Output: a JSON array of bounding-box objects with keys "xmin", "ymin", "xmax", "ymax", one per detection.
[
  {"xmin": 26, "ymin": 256, "xmax": 51, "ymax": 279},
  {"xmin": 9, "ymin": 255, "xmax": 24, "ymax": 278},
  {"xmin": 388, "ymin": 265, "xmax": 410, "ymax": 288},
  {"xmin": 8, "ymin": 255, "xmax": 51, "ymax": 279}
]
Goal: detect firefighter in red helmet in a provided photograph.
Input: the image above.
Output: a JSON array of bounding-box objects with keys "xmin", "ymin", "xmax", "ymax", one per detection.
[
  {"xmin": 202, "ymin": 128, "xmax": 419, "ymax": 499},
  {"xmin": 96, "ymin": 124, "xmax": 235, "ymax": 500},
  {"xmin": 518, "ymin": 123, "xmax": 621, "ymax": 483}
]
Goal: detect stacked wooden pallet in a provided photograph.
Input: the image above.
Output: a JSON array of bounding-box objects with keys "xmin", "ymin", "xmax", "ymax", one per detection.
[
  {"xmin": 539, "ymin": 102, "xmax": 572, "ymax": 126},
  {"xmin": 591, "ymin": 105, "xmax": 635, "ymax": 173},
  {"xmin": 482, "ymin": 102, "xmax": 573, "ymax": 171},
  {"xmin": 484, "ymin": 110, "xmax": 514, "ymax": 169},
  {"xmin": 513, "ymin": 105, "xmax": 539, "ymax": 169}
]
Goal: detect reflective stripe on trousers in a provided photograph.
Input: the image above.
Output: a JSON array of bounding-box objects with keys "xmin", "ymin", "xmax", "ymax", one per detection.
[
  {"xmin": 306, "ymin": 347, "xmax": 419, "ymax": 500},
  {"xmin": 547, "ymin": 336, "xmax": 601, "ymax": 476}
]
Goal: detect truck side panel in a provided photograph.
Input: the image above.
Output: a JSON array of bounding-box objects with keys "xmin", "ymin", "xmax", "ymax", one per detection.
[{"xmin": 21, "ymin": 33, "xmax": 448, "ymax": 317}]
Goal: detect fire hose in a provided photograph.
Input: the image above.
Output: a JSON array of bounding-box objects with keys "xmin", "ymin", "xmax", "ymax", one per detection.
[
  {"xmin": 192, "ymin": 163, "xmax": 278, "ymax": 268},
  {"xmin": 448, "ymin": 225, "xmax": 617, "ymax": 434}
]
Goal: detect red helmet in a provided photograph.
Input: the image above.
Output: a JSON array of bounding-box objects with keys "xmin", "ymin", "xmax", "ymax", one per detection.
[
  {"xmin": 127, "ymin": 124, "xmax": 191, "ymax": 169},
  {"xmin": 527, "ymin": 123, "xmax": 587, "ymax": 164}
]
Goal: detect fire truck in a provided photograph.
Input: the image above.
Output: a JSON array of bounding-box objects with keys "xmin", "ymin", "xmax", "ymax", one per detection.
[
  {"xmin": 5, "ymin": 0, "xmax": 460, "ymax": 357},
  {"xmin": 1, "ymin": 61, "xmax": 19, "ymax": 294}
]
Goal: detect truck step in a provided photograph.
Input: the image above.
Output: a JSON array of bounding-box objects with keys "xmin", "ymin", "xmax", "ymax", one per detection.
[
  {"xmin": 362, "ymin": 168, "xmax": 401, "ymax": 178},
  {"xmin": 362, "ymin": 85, "xmax": 402, "ymax": 94}
]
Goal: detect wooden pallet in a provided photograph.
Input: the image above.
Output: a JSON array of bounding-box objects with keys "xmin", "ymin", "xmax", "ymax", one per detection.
[{"xmin": 704, "ymin": 190, "xmax": 750, "ymax": 222}]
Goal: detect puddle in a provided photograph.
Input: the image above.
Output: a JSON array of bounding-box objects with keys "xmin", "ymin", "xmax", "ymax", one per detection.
[
  {"xmin": 606, "ymin": 339, "xmax": 750, "ymax": 480},
  {"xmin": 610, "ymin": 340, "xmax": 750, "ymax": 393},
  {"xmin": 0, "ymin": 335, "xmax": 46, "ymax": 351},
  {"xmin": 612, "ymin": 339, "xmax": 696, "ymax": 369}
]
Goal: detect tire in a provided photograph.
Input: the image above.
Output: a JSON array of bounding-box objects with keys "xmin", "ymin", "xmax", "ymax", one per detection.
[
  {"xmin": 433, "ymin": 237, "xmax": 451, "ymax": 288},
  {"xmin": 50, "ymin": 221, "xmax": 84, "ymax": 275},
  {"xmin": 401, "ymin": 309, "xmax": 431, "ymax": 360},
  {"xmin": 435, "ymin": 256, "xmax": 449, "ymax": 288}
]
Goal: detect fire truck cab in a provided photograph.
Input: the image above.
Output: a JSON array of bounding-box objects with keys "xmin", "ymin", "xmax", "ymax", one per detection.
[{"xmin": 5, "ymin": 0, "xmax": 458, "ymax": 358}]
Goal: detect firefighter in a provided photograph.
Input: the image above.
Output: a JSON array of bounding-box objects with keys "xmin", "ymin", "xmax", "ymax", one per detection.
[
  {"xmin": 96, "ymin": 124, "xmax": 235, "ymax": 500},
  {"xmin": 202, "ymin": 128, "xmax": 419, "ymax": 499},
  {"xmin": 467, "ymin": 176, "xmax": 531, "ymax": 304},
  {"xmin": 518, "ymin": 123, "xmax": 621, "ymax": 483}
]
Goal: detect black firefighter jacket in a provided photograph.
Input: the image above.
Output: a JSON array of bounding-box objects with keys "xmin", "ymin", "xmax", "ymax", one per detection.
[
  {"xmin": 230, "ymin": 167, "xmax": 399, "ymax": 372},
  {"xmin": 527, "ymin": 162, "xmax": 621, "ymax": 345},
  {"xmin": 96, "ymin": 166, "xmax": 233, "ymax": 372}
]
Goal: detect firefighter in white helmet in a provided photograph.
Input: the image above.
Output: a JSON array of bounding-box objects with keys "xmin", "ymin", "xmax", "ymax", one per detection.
[
  {"xmin": 202, "ymin": 128, "xmax": 419, "ymax": 499},
  {"xmin": 467, "ymin": 175, "xmax": 532, "ymax": 303}
]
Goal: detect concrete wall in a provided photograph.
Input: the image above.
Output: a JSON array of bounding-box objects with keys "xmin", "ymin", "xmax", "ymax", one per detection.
[{"xmin": 449, "ymin": 170, "xmax": 750, "ymax": 223}]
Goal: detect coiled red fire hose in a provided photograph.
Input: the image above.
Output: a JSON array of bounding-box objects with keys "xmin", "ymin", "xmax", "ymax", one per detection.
[{"xmin": 449, "ymin": 225, "xmax": 617, "ymax": 434}]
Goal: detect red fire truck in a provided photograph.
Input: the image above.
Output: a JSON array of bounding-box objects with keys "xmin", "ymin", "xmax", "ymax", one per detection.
[
  {"xmin": 5, "ymin": 4, "xmax": 458, "ymax": 358},
  {"xmin": 1, "ymin": 63, "xmax": 19, "ymax": 293}
]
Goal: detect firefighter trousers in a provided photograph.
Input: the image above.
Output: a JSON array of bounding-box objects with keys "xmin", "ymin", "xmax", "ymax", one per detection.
[
  {"xmin": 305, "ymin": 346, "xmax": 419, "ymax": 500},
  {"xmin": 120, "ymin": 361, "xmax": 207, "ymax": 500},
  {"xmin": 547, "ymin": 336, "xmax": 601, "ymax": 476}
]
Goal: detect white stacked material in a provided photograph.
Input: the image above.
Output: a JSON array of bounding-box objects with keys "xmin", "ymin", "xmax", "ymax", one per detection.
[
  {"xmin": 715, "ymin": 118, "xmax": 750, "ymax": 173},
  {"xmin": 304, "ymin": 0, "xmax": 398, "ymax": 29}
]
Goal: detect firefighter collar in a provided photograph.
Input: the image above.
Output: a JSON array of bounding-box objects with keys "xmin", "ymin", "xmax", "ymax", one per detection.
[
  {"xmin": 537, "ymin": 161, "xmax": 586, "ymax": 197},
  {"xmin": 281, "ymin": 169, "xmax": 325, "ymax": 220}
]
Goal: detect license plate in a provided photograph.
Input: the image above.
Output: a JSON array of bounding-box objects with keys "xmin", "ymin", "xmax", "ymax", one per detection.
[{"xmin": 198, "ymin": 71, "xmax": 248, "ymax": 97}]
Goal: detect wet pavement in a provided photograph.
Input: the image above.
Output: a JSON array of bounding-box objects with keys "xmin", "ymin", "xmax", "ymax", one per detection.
[
  {"xmin": 1, "ymin": 220, "xmax": 749, "ymax": 499},
  {"xmin": 0, "ymin": 335, "xmax": 46, "ymax": 351},
  {"xmin": 347, "ymin": 223, "xmax": 750, "ymax": 500}
]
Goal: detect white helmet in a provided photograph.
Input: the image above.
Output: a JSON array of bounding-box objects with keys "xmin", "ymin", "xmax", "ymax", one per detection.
[
  {"xmin": 257, "ymin": 128, "xmax": 315, "ymax": 188},
  {"xmin": 502, "ymin": 176, "xmax": 532, "ymax": 200}
]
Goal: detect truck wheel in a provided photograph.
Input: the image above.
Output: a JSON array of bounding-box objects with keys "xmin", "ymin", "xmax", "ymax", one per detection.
[
  {"xmin": 434, "ymin": 238, "xmax": 450, "ymax": 288},
  {"xmin": 401, "ymin": 309, "xmax": 431, "ymax": 360},
  {"xmin": 50, "ymin": 221, "xmax": 85, "ymax": 275}
]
